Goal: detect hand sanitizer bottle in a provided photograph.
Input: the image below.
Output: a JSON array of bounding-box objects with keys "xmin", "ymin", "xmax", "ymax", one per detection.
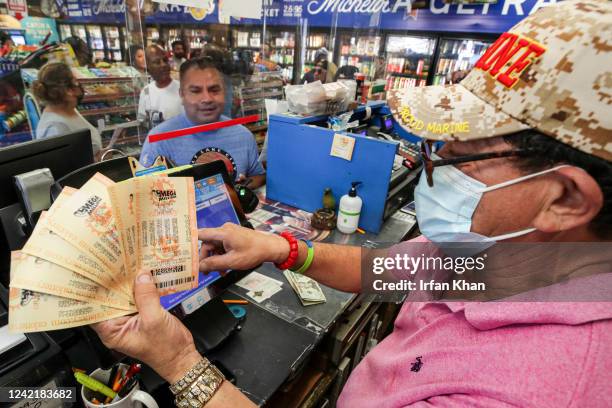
[{"xmin": 337, "ymin": 181, "xmax": 362, "ymax": 234}]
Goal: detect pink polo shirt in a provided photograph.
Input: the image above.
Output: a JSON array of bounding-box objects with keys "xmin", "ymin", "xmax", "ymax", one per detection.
[{"xmin": 338, "ymin": 240, "xmax": 612, "ymax": 407}]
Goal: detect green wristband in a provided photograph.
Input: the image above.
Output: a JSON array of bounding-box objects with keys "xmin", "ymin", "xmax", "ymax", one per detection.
[{"xmin": 291, "ymin": 240, "xmax": 314, "ymax": 275}]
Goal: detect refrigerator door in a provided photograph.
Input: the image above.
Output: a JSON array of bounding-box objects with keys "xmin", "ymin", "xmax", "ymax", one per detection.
[
  {"xmin": 384, "ymin": 35, "xmax": 436, "ymax": 90},
  {"xmin": 105, "ymin": 26, "xmax": 122, "ymax": 62},
  {"xmin": 299, "ymin": 30, "xmax": 331, "ymax": 82},
  {"xmin": 86, "ymin": 25, "xmax": 106, "ymax": 62},
  {"xmin": 58, "ymin": 24, "xmax": 72, "ymax": 41},
  {"xmin": 146, "ymin": 27, "xmax": 159, "ymax": 45},
  {"xmin": 121, "ymin": 27, "xmax": 128, "ymax": 52},
  {"xmin": 338, "ymin": 33, "xmax": 382, "ymax": 80},
  {"xmin": 433, "ymin": 38, "xmax": 493, "ymax": 85},
  {"xmin": 73, "ymin": 25, "xmax": 87, "ymax": 41},
  {"xmin": 265, "ymin": 30, "xmax": 295, "ymax": 83},
  {"xmin": 165, "ymin": 27, "xmax": 182, "ymax": 49}
]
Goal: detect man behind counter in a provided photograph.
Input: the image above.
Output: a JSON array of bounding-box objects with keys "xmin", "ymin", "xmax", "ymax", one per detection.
[
  {"xmin": 95, "ymin": 1, "xmax": 611, "ymax": 407},
  {"xmin": 139, "ymin": 57, "xmax": 265, "ymax": 188}
]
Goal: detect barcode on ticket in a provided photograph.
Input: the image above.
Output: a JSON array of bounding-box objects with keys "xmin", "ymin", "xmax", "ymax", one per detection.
[{"xmin": 156, "ymin": 276, "xmax": 195, "ymax": 289}]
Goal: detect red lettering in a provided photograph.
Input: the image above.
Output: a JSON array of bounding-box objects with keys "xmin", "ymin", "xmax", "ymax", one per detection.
[
  {"xmin": 489, "ymin": 37, "xmax": 530, "ymax": 76},
  {"xmin": 474, "ymin": 31, "xmax": 547, "ymax": 89},
  {"xmin": 476, "ymin": 33, "xmax": 525, "ymax": 72},
  {"xmin": 497, "ymin": 43, "xmax": 546, "ymax": 88},
  {"xmin": 475, "ymin": 33, "xmax": 512, "ymax": 71}
]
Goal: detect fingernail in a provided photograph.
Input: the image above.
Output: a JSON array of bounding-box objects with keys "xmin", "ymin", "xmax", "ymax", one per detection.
[{"xmin": 137, "ymin": 273, "xmax": 152, "ymax": 283}]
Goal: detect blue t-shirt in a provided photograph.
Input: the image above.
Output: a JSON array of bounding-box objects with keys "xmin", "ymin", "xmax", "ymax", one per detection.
[{"xmin": 140, "ymin": 113, "xmax": 265, "ymax": 180}]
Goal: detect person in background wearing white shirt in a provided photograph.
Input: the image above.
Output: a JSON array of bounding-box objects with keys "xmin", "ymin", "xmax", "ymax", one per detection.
[
  {"xmin": 32, "ymin": 62, "xmax": 102, "ymax": 158},
  {"xmin": 171, "ymin": 40, "xmax": 187, "ymax": 71},
  {"xmin": 137, "ymin": 45, "xmax": 182, "ymax": 128}
]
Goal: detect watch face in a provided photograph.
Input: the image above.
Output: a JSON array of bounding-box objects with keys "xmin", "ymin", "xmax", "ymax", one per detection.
[{"xmin": 190, "ymin": 147, "xmax": 237, "ymax": 179}]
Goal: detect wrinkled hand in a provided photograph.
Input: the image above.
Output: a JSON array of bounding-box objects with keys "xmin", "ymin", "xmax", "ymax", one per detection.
[
  {"xmin": 91, "ymin": 271, "xmax": 201, "ymax": 383},
  {"xmin": 199, "ymin": 223, "xmax": 289, "ymax": 273}
]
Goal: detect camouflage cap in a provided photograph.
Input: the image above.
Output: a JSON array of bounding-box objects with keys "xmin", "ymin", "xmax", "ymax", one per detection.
[{"xmin": 387, "ymin": 0, "xmax": 612, "ymax": 162}]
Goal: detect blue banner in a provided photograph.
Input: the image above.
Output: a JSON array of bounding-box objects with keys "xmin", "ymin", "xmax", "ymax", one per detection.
[
  {"xmin": 146, "ymin": 0, "xmax": 558, "ymax": 34},
  {"xmin": 64, "ymin": 0, "xmax": 125, "ymax": 24},
  {"xmin": 65, "ymin": 0, "xmax": 560, "ymax": 34},
  {"xmin": 21, "ymin": 17, "xmax": 60, "ymax": 45}
]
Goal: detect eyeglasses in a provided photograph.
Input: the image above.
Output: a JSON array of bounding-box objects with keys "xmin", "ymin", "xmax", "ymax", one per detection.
[{"xmin": 420, "ymin": 140, "xmax": 534, "ymax": 187}]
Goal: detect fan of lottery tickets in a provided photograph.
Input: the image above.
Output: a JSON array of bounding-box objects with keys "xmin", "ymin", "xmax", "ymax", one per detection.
[{"xmin": 8, "ymin": 173, "xmax": 199, "ymax": 333}]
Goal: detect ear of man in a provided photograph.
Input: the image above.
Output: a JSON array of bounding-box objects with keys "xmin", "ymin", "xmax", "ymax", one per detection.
[{"xmin": 531, "ymin": 166, "xmax": 604, "ymax": 234}]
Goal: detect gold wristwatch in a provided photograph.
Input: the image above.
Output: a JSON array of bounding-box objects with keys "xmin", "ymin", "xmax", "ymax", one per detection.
[{"xmin": 170, "ymin": 358, "xmax": 225, "ymax": 407}]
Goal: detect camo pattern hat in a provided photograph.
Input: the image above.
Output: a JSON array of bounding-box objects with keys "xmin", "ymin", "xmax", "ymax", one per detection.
[{"xmin": 387, "ymin": 0, "xmax": 611, "ymax": 162}]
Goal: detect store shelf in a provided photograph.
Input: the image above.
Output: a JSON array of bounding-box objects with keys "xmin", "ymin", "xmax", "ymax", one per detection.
[
  {"xmin": 99, "ymin": 120, "xmax": 139, "ymax": 132},
  {"xmin": 81, "ymin": 105, "xmax": 137, "ymax": 117},
  {"xmin": 77, "ymin": 77, "xmax": 138, "ymax": 84},
  {"xmin": 388, "ymin": 72, "xmax": 427, "ymax": 79},
  {"xmin": 340, "ymin": 54, "xmax": 377, "ymax": 59},
  {"xmin": 82, "ymin": 92, "xmax": 137, "ymax": 103},
  {"xmin": 240, "ymin": 90, "xmax": 284, "ymax": 100}
]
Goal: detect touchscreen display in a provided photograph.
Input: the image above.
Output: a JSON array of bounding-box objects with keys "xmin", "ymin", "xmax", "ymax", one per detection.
[{"xmin": 160, "ymin": 173, "xmax": 240, "ymax": 309}]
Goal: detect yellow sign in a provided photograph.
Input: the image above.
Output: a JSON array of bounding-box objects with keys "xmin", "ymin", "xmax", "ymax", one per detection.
[{"xmin": 189, "ymin": 6, "xmax": 212, "ymax": 21}]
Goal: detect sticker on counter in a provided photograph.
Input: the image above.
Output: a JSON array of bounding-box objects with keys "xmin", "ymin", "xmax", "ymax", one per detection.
[{"xmin": 330, "ymin": 133, "xmax": 356, "ymax": 161}]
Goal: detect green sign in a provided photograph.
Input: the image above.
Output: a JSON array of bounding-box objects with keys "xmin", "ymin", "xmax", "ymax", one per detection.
[{"xmin": 22, "ymin": 17, "xmax": 59, "ymax": 45}]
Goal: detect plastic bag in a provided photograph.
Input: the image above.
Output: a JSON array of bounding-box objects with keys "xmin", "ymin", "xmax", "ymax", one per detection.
[{"xmin": 285, "ymin": 80, "xmax": 354, "ymax": 116}]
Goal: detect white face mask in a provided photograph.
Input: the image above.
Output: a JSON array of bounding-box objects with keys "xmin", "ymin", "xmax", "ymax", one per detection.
[{"xmin": 414, "ymin": 152, "xmax": 567, "ymax": 250}]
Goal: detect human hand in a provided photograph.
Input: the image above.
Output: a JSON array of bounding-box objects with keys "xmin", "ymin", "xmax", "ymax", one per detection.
[
  {"xmin": 199, "ymin": 223, "xmax": 289, "ymax": 273},
  {"xmin": 236, "ymin": 173, "xmax": 247, "ymax": 185},
  {"xmin": 91, "ymin": 271, "xmax": 201, "ymax": 383}
]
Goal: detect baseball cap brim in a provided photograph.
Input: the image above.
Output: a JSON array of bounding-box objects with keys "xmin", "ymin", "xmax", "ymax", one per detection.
[{"xmin": 387, "ymin": 84, "xmax": 529, "ymax": 142}]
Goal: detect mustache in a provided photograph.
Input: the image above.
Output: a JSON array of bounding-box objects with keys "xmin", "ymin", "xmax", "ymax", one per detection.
[{"xmin": 194, "ymin": 103, "xmax": 219, "ymax": 111}]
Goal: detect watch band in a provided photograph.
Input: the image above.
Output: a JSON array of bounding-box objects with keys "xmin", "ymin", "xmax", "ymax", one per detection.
[
  {"xmin": 175, "ymin": 364, "xmax": 225, "ymax": 408},
  {"xmin": 169, "ymin": 358, "xmax": 210, "ymax": 395}
]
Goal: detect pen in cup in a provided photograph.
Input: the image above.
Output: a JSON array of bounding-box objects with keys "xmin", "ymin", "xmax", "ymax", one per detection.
[{"xmin": 74, "ymin": 372, "xmax": 117, "ymax": 400}]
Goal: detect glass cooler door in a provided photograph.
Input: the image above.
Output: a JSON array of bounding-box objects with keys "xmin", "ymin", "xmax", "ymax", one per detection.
[
  {"xmin": 104, "ymin": 26, "xmax": 123, "ymax": 62},
  {"xmin": 300, "ymin": 31, "xmax": 330, "ymax": 81},
  {"xmin": 72, "ymin": 24, "xmax": 87, "ymax": 41},
  {"xmin": 58, "ymin": 24, "xmax": 72, "ymax": 41},
  {"xmin": 338, "ymin": 33, "xmax": 381, "ymax": 80},
  {"xmin": 86, "ymin": 25, "xmax": 106, "ymax": 62},
  {"xmin": 267, "ymin": 30, "xmax": 295, "ymax": 83},
  {"xmin": 384, "ymin": 35, "xmax": 436, "ymax": 90},
  {"xmin": 432, "ymin": 38, "xmax": 492, "ymax": 85}
]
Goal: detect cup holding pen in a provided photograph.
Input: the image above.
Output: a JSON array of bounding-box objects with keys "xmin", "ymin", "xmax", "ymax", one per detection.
[{"xmin": 80, "ymin": 364, "xmax": 158, "ymax": 408}]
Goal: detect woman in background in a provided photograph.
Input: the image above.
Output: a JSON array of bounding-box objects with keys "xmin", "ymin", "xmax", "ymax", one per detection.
[
  {"xmin": 127, "ymin": 44, "xmax": 149, "ymax": 90},
  {"xmin": 128, "ymin": 44, "xmax": 147, "ymax": 74},
  {"xmin": 32, "ymin": 62, "xmax": 102, "ymax": 157},
  {"xmin": 65, "ymin": 36, "xmax": 93, "ymax": 67}
]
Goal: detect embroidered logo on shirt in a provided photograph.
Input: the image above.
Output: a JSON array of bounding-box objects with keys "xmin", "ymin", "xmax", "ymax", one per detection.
[
  {"xmin": 410, "ymin": 356, "xmax": 423, "ymax": 373},
  {"xmin": 190, "ymin": 147, "xmax": 237, "ymax": 178}
]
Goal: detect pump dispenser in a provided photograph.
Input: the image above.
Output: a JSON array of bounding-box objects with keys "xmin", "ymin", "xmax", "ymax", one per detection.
[{"xmin": 337, "ymin": 181, "xmax": 362, "ymax": 234}]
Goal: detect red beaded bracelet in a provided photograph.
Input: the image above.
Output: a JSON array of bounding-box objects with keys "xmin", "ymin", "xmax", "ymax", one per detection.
[{"xmin": 275, "ymin": 231, "xmax": 299, "ymax": 270}]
